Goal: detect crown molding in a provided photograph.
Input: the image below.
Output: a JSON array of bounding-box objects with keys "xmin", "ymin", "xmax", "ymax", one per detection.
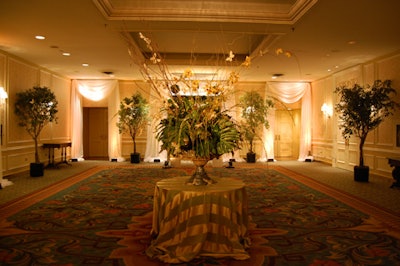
[{"xmin": 93, "ymin": 0, "xmax": 318, "ymax": 24}]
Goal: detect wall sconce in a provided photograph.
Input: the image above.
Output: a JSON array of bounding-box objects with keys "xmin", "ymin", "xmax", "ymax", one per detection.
[
  {"xmin": 0, "ymin": 87, "xmax": 7, "ymax": 146},
  {"xmin": 321, "ymin": 103, "xmax": 333, "ymax": 118},
  {"xmin": 0, "ymin": 87, "xmax": 8, "ymax": 104}
]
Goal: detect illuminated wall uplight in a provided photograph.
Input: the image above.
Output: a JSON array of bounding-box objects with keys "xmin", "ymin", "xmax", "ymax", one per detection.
[{"xmin": 78, "ymin": 84, "xmax": 107, "ymax": 101}]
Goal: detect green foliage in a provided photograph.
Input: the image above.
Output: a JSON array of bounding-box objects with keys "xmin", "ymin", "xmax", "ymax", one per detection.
[
  {"xmin": 14, "ymin": 86, "xmax": 58, "ymax": 163},
  {"xmin": 116, "ymin": 93, "xmax": 149, "ymax": 153},
  {"xmin": 335, "ymin": 79, "xmax": 399, "ymax": 166},
  {"xmin": 239, "ymin": 91, "xmax": 274, "ymax": 153},
  {"xmin": 156, "ymin": 95, "xmax": 240, "ymax": 160}
]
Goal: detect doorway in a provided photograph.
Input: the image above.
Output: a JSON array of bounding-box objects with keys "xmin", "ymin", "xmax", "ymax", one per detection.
[
  {"xmin": 274, "ymin": 109, "xmax": 300, "ymax": 160},
  {"xmin": 83, "ymin": 107, "xmax": 108, "ymax": 160}
]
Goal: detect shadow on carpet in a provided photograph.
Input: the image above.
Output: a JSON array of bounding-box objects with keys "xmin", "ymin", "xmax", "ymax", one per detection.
[{"xmin": 0, "ymin": 165, "xmax": 399, "ymax": 265}]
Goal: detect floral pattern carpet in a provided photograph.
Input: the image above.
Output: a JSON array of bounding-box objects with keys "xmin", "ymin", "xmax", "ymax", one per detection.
[{"xmin": 0, "ymin": 165, "xmax": 399, "ymax": 265}]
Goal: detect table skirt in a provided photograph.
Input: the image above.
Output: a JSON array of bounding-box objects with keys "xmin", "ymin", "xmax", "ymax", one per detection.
[{"xmin": 146, "ymin": 176, "xmax": 250, "ymax": 263}]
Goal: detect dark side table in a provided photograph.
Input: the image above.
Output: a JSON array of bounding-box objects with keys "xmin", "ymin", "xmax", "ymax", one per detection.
[{"xmin": 43, "ymin": 142, "xmax": 72, "ymax": 168}]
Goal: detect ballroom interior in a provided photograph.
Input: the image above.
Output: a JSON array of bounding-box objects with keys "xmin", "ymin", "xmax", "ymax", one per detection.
[{"xmin": 0, "ymin": 0, "xmax": 400, "ymax": 181}]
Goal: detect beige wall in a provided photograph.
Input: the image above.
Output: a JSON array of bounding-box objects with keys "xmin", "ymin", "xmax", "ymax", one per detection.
[
  {"xmin": 0, "ymin": 53, "xmax": 71, "ymax": 176},
  {"xmin": 311, "ymin": 77, "xmax": 335, "ymax": 163},
  {"xmin": 311, "ymin": 52, "xmax": 400, "ymax": 178},
  {"xmin": 1, "ymin": 48, "xmax": 400, "ymax": 178}
]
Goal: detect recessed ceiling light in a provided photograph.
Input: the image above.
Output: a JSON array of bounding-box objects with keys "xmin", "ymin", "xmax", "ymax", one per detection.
[
  {"xmin": 35, "ymin": 35, "xmax": 45, "ymax": 40},
  {"xmin": 62, "ymin": 52, "xmax": 71, "ymax": 56},
  {"xmin": 348, "ymin": 40, "xmax": 356, "ymax": 45},
  {"xmin": 82, "ymin": 63, "xmax": 89, "ymax": 67}
]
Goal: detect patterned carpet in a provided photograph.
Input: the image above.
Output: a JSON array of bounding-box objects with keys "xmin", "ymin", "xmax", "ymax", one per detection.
[{"xmin": 0, "ymin": 165, "xmax": 399, "ymax": 265}]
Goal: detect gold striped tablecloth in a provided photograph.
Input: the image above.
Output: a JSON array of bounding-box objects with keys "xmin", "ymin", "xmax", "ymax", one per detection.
[{"xmin": 146, "ymin": 176, "xmax": 250, "ymax": 263}]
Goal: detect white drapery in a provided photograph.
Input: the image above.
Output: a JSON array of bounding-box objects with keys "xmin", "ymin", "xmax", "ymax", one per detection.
[
  {"xmin": 266, "ymin": 82, "xmax": 312, "ymax": 161},
  {"xmin": 70, "ymin": 81, "xmax": 84, "ymax": 160},
  {"xmin": 71, "ymin": 80, "xmax": 123, "ymax": 161},
  {"xmin": 260, "ymin": 106, "xmax": 275, "ymax": 161},
  {"xmin": 144, "ymin": 88, "xmax": 167, "ymax": 162},
  {"xmin": 222, "ymin": 88, "xmax": 245, "ymax": 162}
]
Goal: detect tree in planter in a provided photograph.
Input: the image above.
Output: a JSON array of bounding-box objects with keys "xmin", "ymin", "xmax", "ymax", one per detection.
[
  {"xmin": 335, "ymin": 79, "xmax": 399, "ymax": 181},
  {"xmin": 14, "ymin": 86, "xmax": 58, "ymax": 177},
  {"xmin": 239, "ymin": 91, "xmax": 274, "ymax": 162},
  {"xmin": 116, "ymin": 92, "xmax": 150, "ymax": 163}
]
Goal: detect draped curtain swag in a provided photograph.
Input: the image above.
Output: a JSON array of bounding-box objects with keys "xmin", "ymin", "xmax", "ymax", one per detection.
[
  {"xmin": 71, "ymin": 80, "xmax": 311, "ymax": 163},
  {"xmin": 71, "ymin": 80, "xmax": 122, "ymax": 161},
  {"xmin": 266, "ymin": 82, "xmax": 312, "ymax": 161}
]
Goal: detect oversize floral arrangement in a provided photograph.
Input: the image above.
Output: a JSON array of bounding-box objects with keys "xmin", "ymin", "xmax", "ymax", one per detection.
[
  {"xmin": 156, "ymin": 85, "xmax": 240, "ymax": 160},
  {"xmin": 124, "ymin": 32, "xmax": 252, "ymax": 161}
]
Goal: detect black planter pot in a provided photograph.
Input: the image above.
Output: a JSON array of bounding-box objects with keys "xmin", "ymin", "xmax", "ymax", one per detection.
[
  {"xmin": 246, "ymin": 152, "xmax": 256, "ymax": 163},
  {"xmin": 354, "ymin": 165, "xmax": 369, "ymax": 182},
  {"xmin": 130, "ymin": 153, "xmax": 141, "ymax": 164},
  {"xmin": 30, "ymin": 162, "xmax": 44, "ymax": 177}
]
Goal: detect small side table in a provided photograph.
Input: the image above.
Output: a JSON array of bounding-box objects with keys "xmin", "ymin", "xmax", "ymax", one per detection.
[
  {"xmin": 43, "ymin": 142, "xmax": 72, "ymax": 168},
  {"xmin": 387, "ymin": 157, "xmax": 400, "ymax": 188}
]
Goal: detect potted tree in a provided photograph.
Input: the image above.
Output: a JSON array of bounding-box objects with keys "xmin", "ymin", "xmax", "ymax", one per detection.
[
  {"xmin": 335, "ymin": 79, "xmax": 399, "ymax": 182},
  {"xmin": 116, "ymin": 92, "xmax": 150, "ymax": 163},
  {"xmin": 239, "ymin": 91, "xmax": 274, "ymax": 163},
  {"xmin": 14, "ymin": 86, "xmax": 58, "ymax": 177}
]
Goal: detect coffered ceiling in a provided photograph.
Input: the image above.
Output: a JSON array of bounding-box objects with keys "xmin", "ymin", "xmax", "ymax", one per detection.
[{"xmin": 0, "ymin": 0, "xmax": 399, "ymax": 82}]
